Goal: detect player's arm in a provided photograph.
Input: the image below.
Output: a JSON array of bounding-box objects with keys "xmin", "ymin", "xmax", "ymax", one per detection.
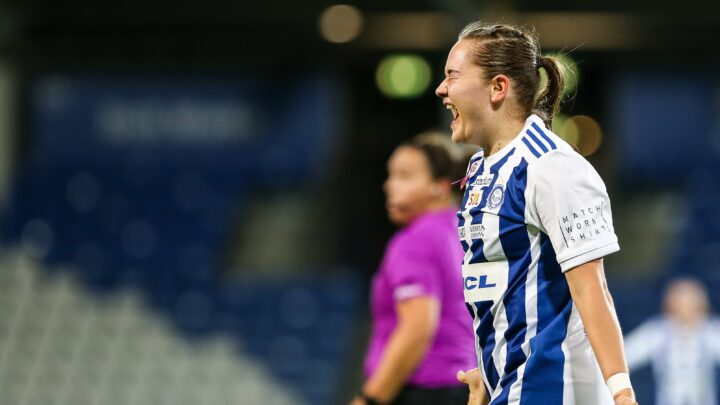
[
  {"xmin": 709, "ymin": 319, "xmax": 720, "ymax": 364},
  {"xmin": 565, "ymin": 258, "xmax": 636, "ymax": 404},
  {"xmin": 357, "ymin": 296, "xmax": 440, "ymax": 404},
  {"xmin": 526, "ymin": 151, "xmax": 635, "ymax": 403}
]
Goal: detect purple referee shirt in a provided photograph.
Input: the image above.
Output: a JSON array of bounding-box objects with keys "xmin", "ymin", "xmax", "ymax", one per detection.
[{"xmin": 363, "ymin": 208, "xmax": 477, "ymax": 387}]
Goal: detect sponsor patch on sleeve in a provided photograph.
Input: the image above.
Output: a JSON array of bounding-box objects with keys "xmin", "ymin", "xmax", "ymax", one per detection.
[{"xmin": 557, "ymin": 200, "xmax": 613, "ymax": 248}]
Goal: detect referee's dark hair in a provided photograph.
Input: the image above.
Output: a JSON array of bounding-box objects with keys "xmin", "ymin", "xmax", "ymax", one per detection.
[
  {"xmin": 458, "ymin": 21, "xmax": 571, "ymax": 128},
  {"xmin": 402, "ymin": 131, "xmax": 475, "ymax": 198}
]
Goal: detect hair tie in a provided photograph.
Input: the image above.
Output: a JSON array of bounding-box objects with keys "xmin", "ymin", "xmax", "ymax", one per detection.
[{"xmin": 535, "ymin": 55, "xmax": 544, "ymax": 69}]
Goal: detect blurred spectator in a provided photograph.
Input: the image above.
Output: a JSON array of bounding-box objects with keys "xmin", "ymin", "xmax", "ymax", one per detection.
[
  {"xmin": 350, "ymin": 132, "xmax": 476, "ymax": 405},
  {"xmin": 624, "ymin": 278, "xmax": 720, "ymax": 405}
]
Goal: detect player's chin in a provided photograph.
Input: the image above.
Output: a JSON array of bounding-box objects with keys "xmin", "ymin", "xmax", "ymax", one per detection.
[
  {"xmin": 450, "ymin": 126, "xmax": 465, "ymax": 144},
  {"xmin": 386, "ymin": 209, "xmax": 409, "ymax": 226}
]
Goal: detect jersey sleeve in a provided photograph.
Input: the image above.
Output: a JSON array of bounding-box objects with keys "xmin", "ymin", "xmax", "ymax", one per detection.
[
  {"xmin": 526, "ymin": 150, "xmax": 620, "ymax": 272},
  {"xmin": 384, "ymin": 234, "xmax": 442, "ymax": 302}
]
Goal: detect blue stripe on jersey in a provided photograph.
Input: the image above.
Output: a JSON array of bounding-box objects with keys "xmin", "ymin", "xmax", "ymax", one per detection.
[
  {"xmin": 492, "ymin": 368, "xmax": 520, "ymax": 405},
  {"xmin": 525, "ymin": 129, "xmax": 549, "ymax": 153},
  {"xmin": 519, "ymin": 233, "xmax": 572, "ymax": 404},
  {"xmin": 492, "ymin": 159, "xmax": 531, "ymax": 405},
  {"xmin": 465, "ymin": 302, "xmax": 476, "ymax": 319},
  {"xmin": 521, "ymin": 137, "xmax": 541, "ymax": 158},
  {"xmin": 531, "ymin": 122, "xmax": 557, "ymax": 150},
  {"xmin": 469, "ymin": 149, "xmax": 515, "ymax": 264},
  {"xmin": 468, "ymin": 149, "xmax": 516, "ymax": 392},
  {"xmin": 474, "ymin": 300, "xmax": 500, "ymax": 389}
]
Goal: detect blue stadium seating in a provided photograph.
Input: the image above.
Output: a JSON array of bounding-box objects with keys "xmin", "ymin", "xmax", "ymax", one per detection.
[{"xmin": 0, "ymin": 75, "xmax": 360, "ymax": 405}]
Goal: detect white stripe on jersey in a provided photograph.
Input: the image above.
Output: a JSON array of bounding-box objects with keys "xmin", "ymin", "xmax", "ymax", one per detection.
[
  {"xmin": 561, "ymin": 306, "xmax": 578, "ymax": 405},
  {"xmin": 506, "ymin": 228, "xmax": 542, "ymax": 403},
  {"xmin": 460, "ymin": 207, "xmax": 492, "ymax": 392}
]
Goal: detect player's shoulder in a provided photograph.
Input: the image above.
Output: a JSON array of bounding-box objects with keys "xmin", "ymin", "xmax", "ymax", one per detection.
[
  {"xmin": 517, "ymin": 115, "xmax": 572, "ymax": 158},
  {"xmin": 646, "ymin": 315, "xmax": 671, "ymax": 329},
  {"xmin": 706, "ymin": 316, "xmax": 720, "ymax": 331},
  {"xmin": 519, "ymin": 116, "xmax": 597, "ymax": 180},
  {"xmin": 405, "ymin": 211, "xmax": 454, "ymax": 242},
  {"xmin": 530, "ymin": 148, "xmax": 590, "ymax": 175},
  {"xmin": 390, "ymin": 215, "xmax": 445, "ymax": 255}
]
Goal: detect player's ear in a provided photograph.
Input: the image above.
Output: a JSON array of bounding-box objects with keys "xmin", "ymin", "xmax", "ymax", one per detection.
[
  {"xmin": 489, "ymin": 74, "xmax": 510, "ymax": 104},
  {"xmin": 431, "ymin": 178, "xmax": 453, "ymax": 197},
  {"xmin": 430, "ymin": 183, "xmax": 442, "ymax": 197}
]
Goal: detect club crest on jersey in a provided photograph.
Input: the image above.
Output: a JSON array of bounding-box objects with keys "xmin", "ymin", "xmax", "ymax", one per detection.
[
  {"xmin": 467, "ymin": 161, "xmax": 480, "ymax": 177},
  {"xmin": 487, "ymin": 184, "xmax": 505, "ymax": 209}
]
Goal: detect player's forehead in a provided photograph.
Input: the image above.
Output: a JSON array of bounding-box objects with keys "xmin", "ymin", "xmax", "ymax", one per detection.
[
  {"xmin": 445, "ymin": 40, "xmax": 476, "ymax": 74},
  {"xmin": 388, "ymin": 146, "xmax": 427, "ymax": 170},
  {"xmin": 670, "ymin": 280, "xmax": 705, "ymax": 296}
]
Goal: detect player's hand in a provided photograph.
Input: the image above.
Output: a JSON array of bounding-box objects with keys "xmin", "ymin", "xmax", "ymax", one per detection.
[
  {"xmin": 613, "ymin": 388, "xmax": 638, "ymax": 405},
  {"xmin": 348, "ymin": 396, "xmax": 366, "ymax": 405},
  {"xmin": 457, "ymin": 368, "xmax": 487, "ymax": 405}
]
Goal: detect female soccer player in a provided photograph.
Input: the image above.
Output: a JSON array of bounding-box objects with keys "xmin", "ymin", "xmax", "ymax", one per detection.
[
  {"xmin": 435, "ymin": 22, "xmax": 637, "ymax": 404},
  {"xmin": 351, "ymin": 133, "xmax": 477, "ymax": 405},
  {"xmin": 625, "ymin": 278, "xmax": 720, "ymax": 405}
]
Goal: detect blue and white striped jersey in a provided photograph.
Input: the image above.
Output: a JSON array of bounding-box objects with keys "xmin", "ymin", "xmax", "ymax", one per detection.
[
  {"xmin": 625, "ymin": 316, "xmax": 720, "ymax": 405},
  {"xmin": 458, "ymin": 114, "xmax": 619, "ymax": 405}
]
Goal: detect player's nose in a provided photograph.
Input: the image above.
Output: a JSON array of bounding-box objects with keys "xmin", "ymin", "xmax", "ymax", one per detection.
[{"xmin": 435, "ymin": 79, "xmax": 448, "ymax": 98}]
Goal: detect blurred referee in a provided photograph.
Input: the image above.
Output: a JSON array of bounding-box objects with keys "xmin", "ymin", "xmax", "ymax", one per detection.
[{"xmin": 351, "ymin": 133, "xmax": 476, "ymax": 405}]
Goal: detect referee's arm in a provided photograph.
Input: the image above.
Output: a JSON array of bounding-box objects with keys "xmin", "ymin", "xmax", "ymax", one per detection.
[{"xmin": 358, "ymin": 296, "xmax": 440, "ymax": 404}]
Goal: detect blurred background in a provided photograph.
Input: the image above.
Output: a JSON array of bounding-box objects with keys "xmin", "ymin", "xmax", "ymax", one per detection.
[{"xmin": 0, "ymin": 0, "xmax": 719, "ymax": 404}]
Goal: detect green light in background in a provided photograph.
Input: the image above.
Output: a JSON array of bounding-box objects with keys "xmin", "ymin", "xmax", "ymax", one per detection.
[
  {"xmin": 538, "ymin": 53, "xmax": 579, "ymax": 99},
  {"xmin": 375, "ymin": 54, "xmax": 432, "ymax": 99}
]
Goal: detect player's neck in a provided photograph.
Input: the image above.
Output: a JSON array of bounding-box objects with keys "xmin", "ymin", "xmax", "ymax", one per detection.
[
  {"xmin": 481, "ymin": 118, "xmax": 525, "ymax": 158},
  {"xmin": 425, "ymin": 199, "xmax": 454, "ymax": 213}
]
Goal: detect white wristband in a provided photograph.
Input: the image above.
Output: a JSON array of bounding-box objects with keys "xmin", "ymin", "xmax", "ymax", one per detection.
[{"xmin": 606, "ymin": 373, "xmax": 632, "ymax": 397}]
